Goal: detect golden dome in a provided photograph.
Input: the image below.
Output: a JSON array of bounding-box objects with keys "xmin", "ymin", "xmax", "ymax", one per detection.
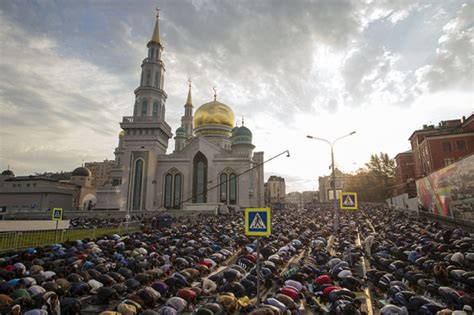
[
  {"xmin": 193, "ymin": 100, "xmax": 235, "ymax": 129},
  {"xmin": 119, "ymin": 130, "xmax": 125, "ymax": 138}
]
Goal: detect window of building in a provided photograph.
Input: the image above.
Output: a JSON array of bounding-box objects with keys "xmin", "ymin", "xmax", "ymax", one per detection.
[
  {"xmin": 26, "ymin": 184, "xmax": 30, "ymax": 187},
  {"xmin": 146, "ymin": 70, "xmax": 151, "ymax": 86},
  {"xmin": 155, "ymin": 72, "xmax": 160, "ymax": 88},
  {"xmin": 163, "ymin": 172, "xmax": 182, "ymax": 209},
  {"xmin": 132, "ymin": 159, "xmax": 144, "ymax": 210},
  {"xmin": 33, "ymin": 183, "xmax": 36, "ymax": 187},
  {"xmin": 193, "ymin": 152, "xmax": 207, "ymax": 203},
  {"xmin": 219, "ymin": 173, "xmax": 228, "ymax": 203},
  {"xmin": 141, "ymin": 99, "xmax": 148, "ymax": 116},
  {"xmin": 444, "ymin": 158, "xmax": 455, "ymax": 166},
  {"xmin": 164, "ymin": 174, "xmax": 173, "ymax": 208},
  {"xmin": 173, "ymin": 174, "xmax": 182, "ymax": 209},
  {"xmin": 229, "ymin": 173, "xmax": 237, "ymax": 205},
  {"xmin": 153, "ymin": 101, "xmax": 159, "ymax": 117},
  {"xmin": 457, "ymin": 140, "xmax": 466, "ymax": 150},
  {"xmin": 442, "ymin": 141, "xmax": 452, "ymax": 152}
]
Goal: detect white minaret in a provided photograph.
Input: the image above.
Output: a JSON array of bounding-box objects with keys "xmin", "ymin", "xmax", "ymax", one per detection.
[
  {"xmin": 181, "ymin": 79, "xmax": 194, "ymax": 139},
  {"xmin": 119, "ymin": 9, "xmax": 172, "ymax": 211}
]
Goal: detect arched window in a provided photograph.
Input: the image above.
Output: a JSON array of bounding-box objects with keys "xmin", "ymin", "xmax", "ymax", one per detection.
[
  {"xmin": 229, "ymin": 173, "xmax": 237, "ymax": 205},
  {"xmin": 173, "ymin": 174, "xmax": 182, "ymax": 209},
  {"xmin": 193, "ymin": 152, "xmax": 207, "ymax": 203},
  {"xmin": 146, "ymin": 70, "xmax": 151, "ymax": 86},
  {"xmin": 153, "ymin": 101, "xmax": 159, "ymax": 117},
  {"xmin": 164, "ymin": 174, "xmax": 173, "ymax": 208},
  {"xmin": 220, "ymin": 173, "xmax": 228, "ymax": 203},
  {"xmin": 132, "ymin": 159, "xmax": 144, "ymax": 210},
  {"xmin": 155, "ymin": 72, "xmax": 160, "ymax": 88},
  {"xmin": 141, "ymin": 99, "xmax": 148, "ymax": 116},
  {"xmin": 163, "ymin": 172, "xmax": 183, "ymax": 209}
]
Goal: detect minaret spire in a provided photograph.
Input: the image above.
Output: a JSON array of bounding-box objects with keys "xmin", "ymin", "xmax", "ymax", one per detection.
[
  {"xmin": 185, "ymin": 79, "xmax": 192, "ymax": 106},
  {"xmin": 213, "ymin": 86, "xmax": 217, "ymax": 101},
  {"xmin": 181, "ymin": 79, "xmax": 194, "ymax": 139},
  {"xmin": 150, "ymin": 8, "xmax": 162, "ymax": 45}
]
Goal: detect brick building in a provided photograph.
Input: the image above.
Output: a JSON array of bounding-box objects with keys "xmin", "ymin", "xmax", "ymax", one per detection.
[
  {"xmin": 408, "ymin": 114, "xmax": 474, "ymax": 178},
  {"xmin": 394, "ymin": 151, "xmax": 416, "ymax": 196}
]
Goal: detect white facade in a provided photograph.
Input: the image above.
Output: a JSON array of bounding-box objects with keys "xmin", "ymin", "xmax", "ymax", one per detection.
[
  {"xmin": 102, "ymin": 13, "xmax": 264, "ymax": 213},
  {"xmin": 286, "ymin": 192, "xmax": 302, "ymax": 206}
]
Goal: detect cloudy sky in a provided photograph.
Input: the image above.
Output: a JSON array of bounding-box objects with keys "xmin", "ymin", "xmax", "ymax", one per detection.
[{"xmin": 0, "ymin": 0, "xmax": 472, "ymax": 192}]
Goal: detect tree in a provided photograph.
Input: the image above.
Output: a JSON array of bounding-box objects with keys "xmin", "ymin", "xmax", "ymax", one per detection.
[{"xmin": 344, "ymin": 152, "xmax": 396, "ymax": 202}]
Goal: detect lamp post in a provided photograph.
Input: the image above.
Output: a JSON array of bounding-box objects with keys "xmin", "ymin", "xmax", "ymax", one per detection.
[{"xmin": 307, "ymin": 131, "xmax": 356, "ymax": 232}]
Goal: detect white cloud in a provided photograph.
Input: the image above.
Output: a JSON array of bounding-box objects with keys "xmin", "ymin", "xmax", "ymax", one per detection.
[
  {"xmin": 416, "ymin": 2, "xmax": 474, "ymax": 92},
  {"xmin": 0, "ymin": 11, "xmax": 132, "ymax": 174},
  {"xmin": 0, "ymin": 1, "xmax": 472, "ymax": 192}
]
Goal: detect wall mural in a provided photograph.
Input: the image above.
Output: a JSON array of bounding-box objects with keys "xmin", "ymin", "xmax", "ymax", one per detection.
[{"xmin": 416, "ymin": 154, "xmax": 474, "ymax": 221}]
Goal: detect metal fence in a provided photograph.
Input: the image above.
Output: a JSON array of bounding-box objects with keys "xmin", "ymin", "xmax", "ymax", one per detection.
[{"xmin": 0, "ymin": 221, "xmax": 142, "ymax": 253}]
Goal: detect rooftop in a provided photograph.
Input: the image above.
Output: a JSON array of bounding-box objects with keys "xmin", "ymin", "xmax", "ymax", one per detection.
[
  {"xmin": 268, "ymin": 175, "xmax": 285, "ymax": 182},
  {"xmin": 6, "ymin": 175, "xmax": 59, "ymax": 182},
  {"xmin": 408, "ymin": 114, "xmax": 473, "ymax": 141}
]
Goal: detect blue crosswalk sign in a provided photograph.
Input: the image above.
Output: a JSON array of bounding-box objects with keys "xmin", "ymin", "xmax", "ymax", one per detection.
[
  {"xmin": 52, "ymin": 208, "xmax": 63, "ymax": 221},
  {"xmin": 245, "ymin": 208, "xmax": 271, "ymax": 236},
  {"xmin": 340, "ymin": 192, "xmax": 358, "ymax": 210}
]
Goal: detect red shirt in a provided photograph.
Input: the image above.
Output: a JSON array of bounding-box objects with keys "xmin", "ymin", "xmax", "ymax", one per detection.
[
  {"xmin": 198, "ymin": 261, "xmax": 212, "ymax": 268},
  {"xmin": 245, "ymin": 254, "xmax": 256, "ymax": 263},
  {"xmin": 323, "ymin": 286, "xmax": 341, "ymax": 296},
  {"xmin": 315, "ymin": 275, "xmax": 333, "ymax": 285},
  {"xmin": 178, "ymin": 288, "xmax": 197, "ymax": 303},
  {"xmin": 281, "ymin": 286, "xmax": 299, "ymax": 300}
]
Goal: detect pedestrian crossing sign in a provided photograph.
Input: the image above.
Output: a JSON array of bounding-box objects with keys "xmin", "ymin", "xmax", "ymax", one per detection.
[
  {"xmin": 340, "ymin": 192, "xmax": 358, "ymax": 210},
  {"xmin": 52, "ymin": 208, "xmax": 63, "ymax": 221},
  {"xmin": 245, "ymin": 208, "xmax": 271, "ymax": 236}
]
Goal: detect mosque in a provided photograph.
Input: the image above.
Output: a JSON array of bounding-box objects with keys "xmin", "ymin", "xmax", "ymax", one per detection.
[{"xmin": 100, "ymin": 11, "xmax": 265, "ymax": 213}]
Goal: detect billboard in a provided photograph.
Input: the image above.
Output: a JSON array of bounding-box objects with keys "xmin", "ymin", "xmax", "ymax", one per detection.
[{"xmin": 416, "ymin": 154, "xmax": 474, "ymax": 221}]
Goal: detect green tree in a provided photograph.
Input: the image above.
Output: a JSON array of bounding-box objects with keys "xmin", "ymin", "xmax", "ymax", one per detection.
[
  {"xmin": 344, "ymin": 152, "xmax": 396, "ymax": 202},
  {"xmin": 365, "ymin": 153, "xmax": 395, "ymax": 178}
]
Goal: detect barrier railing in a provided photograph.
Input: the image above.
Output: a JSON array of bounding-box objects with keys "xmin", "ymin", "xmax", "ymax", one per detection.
[{"xmin": 0, "ymin": 222, "xmax": 141, "ymax": 253}]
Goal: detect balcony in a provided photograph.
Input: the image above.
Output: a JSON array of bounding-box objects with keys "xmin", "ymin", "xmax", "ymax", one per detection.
[
  {"xmin": 121, "ymin": 116, "xmax": 172, "ymax": 137},
  {"xmin": 122, "ymin": 116, "xmax": 161, "ymax": 123}
]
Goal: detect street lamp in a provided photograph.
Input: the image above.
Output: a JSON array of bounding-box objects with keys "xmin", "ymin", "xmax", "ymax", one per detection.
[{"xmin": 307, "ymin": 131, "xmax": 356, "ymax": 232}]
